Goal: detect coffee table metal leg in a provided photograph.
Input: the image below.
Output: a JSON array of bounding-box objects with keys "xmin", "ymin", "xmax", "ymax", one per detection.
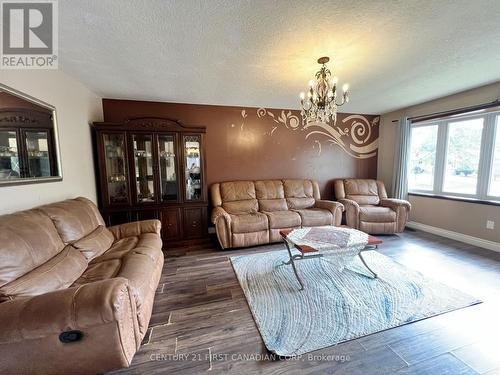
[
  {"xmin": 283, "ymin": 239, "xmax": 304, "ymax": 290},
  {"xmin": 359, "ymin": 251, "xmax": 377, "ymax": 279}
]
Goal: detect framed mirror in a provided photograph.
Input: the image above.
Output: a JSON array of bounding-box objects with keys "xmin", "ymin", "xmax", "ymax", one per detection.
[{"xmin": 0, "ymin": 83, "xmax": 62, "ymax": 186}]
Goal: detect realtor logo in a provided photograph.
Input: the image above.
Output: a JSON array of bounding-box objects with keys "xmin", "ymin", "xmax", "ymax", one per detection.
[{"xmin": 1, "ymin": 0, "xmax": 58, "ymax": 69}]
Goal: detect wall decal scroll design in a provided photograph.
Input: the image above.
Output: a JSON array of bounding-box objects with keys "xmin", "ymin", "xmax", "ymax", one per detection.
[
  {"xmin": 255, "ymin": 108, "xmax": 379, "ymax": 159},
  {"xmin": 257, "ymin": 108, "xmax": 301, "ymax": 135}
]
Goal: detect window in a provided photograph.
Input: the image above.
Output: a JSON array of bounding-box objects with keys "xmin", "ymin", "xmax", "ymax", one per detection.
[
  {"xmin": 408, "ymin": 125, "xmax": 438, "ymax": 191},
  {"xmin": 443, "ymin": 118, "xmax": 483, "ymax": 194},
  {"xmin": 408, "ymin": 109, "xmax": 500, "ymax": 202},
  {"xmin": 489, "ymin": 115, "xmax": 500, "ymax": 197}
]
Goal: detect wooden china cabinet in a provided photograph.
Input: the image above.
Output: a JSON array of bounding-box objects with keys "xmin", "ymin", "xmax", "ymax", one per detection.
[{"xmin": 91, "ymin": 118, "xmax": 207, "ymax": 246}]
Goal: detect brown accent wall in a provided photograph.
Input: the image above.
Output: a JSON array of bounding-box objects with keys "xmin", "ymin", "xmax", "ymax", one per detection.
[{"xmin": 103, "ymin": 99, "xmax": 379, "ymax": 200}]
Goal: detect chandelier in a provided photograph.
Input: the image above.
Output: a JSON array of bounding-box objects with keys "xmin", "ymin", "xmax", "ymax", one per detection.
[{"xmin": 299, "ymin": 56, "xmax": 350, "ymax": 125}]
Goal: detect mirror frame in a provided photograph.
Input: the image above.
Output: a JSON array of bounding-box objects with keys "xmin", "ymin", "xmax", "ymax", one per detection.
[{"xmin": 0, "ymin": 83, "xmax": 63, "ymax": 186}]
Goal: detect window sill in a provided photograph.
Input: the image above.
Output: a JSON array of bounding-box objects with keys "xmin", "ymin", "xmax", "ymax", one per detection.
[{"xmin": 408, "ymin": 192, "xmax": 500, "ymax": 207}]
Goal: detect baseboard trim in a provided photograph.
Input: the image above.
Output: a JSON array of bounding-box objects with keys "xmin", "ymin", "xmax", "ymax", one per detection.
[{"xmin": 406, "ymin": 221, "xmax": 500, "ymax": 253}]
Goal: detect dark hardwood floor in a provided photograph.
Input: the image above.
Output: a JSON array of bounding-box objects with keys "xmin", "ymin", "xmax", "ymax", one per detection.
[{"xmin": 110, "ymin": 229, "xmax": 500, "ymax": 375}]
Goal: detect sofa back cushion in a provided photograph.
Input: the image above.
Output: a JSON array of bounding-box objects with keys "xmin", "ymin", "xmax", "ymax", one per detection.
[
  {"xmin": 0, "ymin": 209, "xmax": 65, "ymax": 287},
  {"xmin": 220, "ymin": 181, "xmax": 258, "ymax": 214},
  {"xmin": 38, "ymin": 197, "xmax": 105, "ymax": 244},
  {"xmin": 255, "ymin": 180, "xmax": 288, "ymax": 211},
  {"xmin": 343, "ymin": 179, "xmax": 380, "ymax": 205},
  {"xmin": 283, "ymin": 179, "xmax": 320, "ymax": 209},
  {"xmin": 0, "ymin": 245, "xmax": 88, "ymax": 302},
  {"xmin": 72, "ymin": 225, "xmax": 115, "ymax": 260}
]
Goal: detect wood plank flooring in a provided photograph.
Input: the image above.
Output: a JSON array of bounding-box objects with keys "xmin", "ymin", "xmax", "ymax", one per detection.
[{"xmin": 109, "ymin": 229, "xmax": 500, "ymax": 375}]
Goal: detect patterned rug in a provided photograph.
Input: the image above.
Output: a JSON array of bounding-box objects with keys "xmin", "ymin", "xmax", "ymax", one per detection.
[{"xmin": 230, "ymin": 249, "xmax": 481, "ymax": 356}]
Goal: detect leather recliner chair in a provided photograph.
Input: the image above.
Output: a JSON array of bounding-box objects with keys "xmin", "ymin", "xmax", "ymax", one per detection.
[{"xmin": 334, "ymin": 179, "xmax": 411, "ymax": 234}]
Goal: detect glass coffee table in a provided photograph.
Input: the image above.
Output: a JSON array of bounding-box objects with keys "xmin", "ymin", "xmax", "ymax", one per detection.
[{"xmin": 280, "ymin": 226, "xmax": 383, "ymax": 290}]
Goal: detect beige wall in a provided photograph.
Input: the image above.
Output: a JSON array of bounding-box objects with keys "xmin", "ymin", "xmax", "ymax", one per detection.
[
  {"xmin": 378, "ymin": 81, "xmax": 500, "ymax": 243},
  {"xmin": 0, "ymin": 70, "xmax": 102, "ymax": 214}
]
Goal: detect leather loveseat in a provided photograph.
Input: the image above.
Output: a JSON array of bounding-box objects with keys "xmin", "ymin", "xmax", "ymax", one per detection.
[
  {"xmin": 0, "ymin": 197, "xmax": 164, "ymax": 375},
  {"xmin": 210, "ymin": 179, "xmax": 343, "ymax": 249},
  {"xmin": 334, "ymin": 178, "xmax": 411, "ymax": 234}
]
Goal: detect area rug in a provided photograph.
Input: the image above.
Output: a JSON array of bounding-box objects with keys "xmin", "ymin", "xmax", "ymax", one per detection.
[{"xmin": 230, "ymin": 249, "xmax": 481, "ymax": 356}]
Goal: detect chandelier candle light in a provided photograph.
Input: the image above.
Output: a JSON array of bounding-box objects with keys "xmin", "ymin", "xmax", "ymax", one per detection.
[{"xmin": 299, "ymin": 56, "xmax": 350, "ymax": 126}]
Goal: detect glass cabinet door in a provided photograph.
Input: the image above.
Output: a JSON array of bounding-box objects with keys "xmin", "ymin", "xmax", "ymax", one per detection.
[
  {"xmin": 0, "ymin": 130, "xmax": 20, "ymax": 180},
  {"xmin": 24, "ymin": 130, "xmax": 51, "ymax": 177},
  {"xmin": 103, "ymin": 133, "xmax": 129, "ymax": 205},
  {"xmin": 183, "ymin": 135, "xmax": 203, "ymax": 201},
  {"xmin": 133, "ymin": 134, "xmax": 156, "ymax": 203},
  {"xmin": 158, "ymin": 134, "xmax": 178, "ymax": 201}
]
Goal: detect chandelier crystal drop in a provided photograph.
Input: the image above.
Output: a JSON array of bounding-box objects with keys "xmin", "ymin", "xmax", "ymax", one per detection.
[{"xmin": 299, "ymin": 56, "xmax": 350, "ymax": 126}]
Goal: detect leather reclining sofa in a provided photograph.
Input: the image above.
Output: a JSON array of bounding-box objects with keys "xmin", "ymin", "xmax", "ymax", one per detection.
[
  {"xmin": 0, "ymin": 197, "xmax": 164, "ymax": 375},
  {"xmin": 210, "ymin": 179, "xmax": 344, "ymax": 249}
]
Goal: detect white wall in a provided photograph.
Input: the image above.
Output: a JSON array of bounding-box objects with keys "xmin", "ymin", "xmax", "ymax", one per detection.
[
  {"xmin": 378, "ymin": 81, "xmax": 500, "ymax": 243},
  {"xmin": 0, "ymin": 70, "xmax": 102, "ymax": 214}
]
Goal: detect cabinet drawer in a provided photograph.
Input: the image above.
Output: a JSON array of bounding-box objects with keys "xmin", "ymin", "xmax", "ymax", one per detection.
[
  {"xmin": 161, "ymin": 208, "xmax": 180, "ymax": 241},
  {"xmin": 183, "ymin": 207, "xmax": 206, "ymax": 239}
]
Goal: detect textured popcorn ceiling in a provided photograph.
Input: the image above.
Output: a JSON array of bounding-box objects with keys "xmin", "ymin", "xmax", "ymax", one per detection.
[{"xmin": 59, "ymin": 0, "xmax": 500, "ymax": 114}]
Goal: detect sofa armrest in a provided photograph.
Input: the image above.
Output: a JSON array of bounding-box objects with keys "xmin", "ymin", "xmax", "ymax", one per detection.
[
  {"xmin": 108, "ymin": 219, "xmax": 161, "ymax": 240},
  {"xmin": 379, "ymin": 198, "xmax": 411, "ymax": 233},
  {"xmin": 0, "ymin": 278, "xmax": 139, "ymax": 373},
  {"xmin": 211, "ymin": 206, "xmax": 230, "ymax": 224},
  {"xmin": 338, "ymin": 198, "xmax": 360, "ymax": 228},
  {"xmin": 379, "ymin": 198, "xmax": 411, "ymax": 211},
  {"xmin": 314, "ymin": 200, "xmax": 344, "ymax": 226},
  {"xmin": 211, "ymin": 207, "xmax": 232, "ymax": 249},
  {"xmin": 338, "ymin": 198, "xmax": 360, "ymax": 211}
]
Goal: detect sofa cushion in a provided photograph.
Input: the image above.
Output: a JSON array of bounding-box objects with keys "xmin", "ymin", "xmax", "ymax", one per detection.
[
  {"xmin": 255, "ymin": 180, "xmax": 284, "ymax": 199},
  {"xmin": 92, "ymin": 237, "xmax": 139, "ymax": 263},
  {"xmin": 72, "ymin": 232, "xmax": 164, "ymax": 337},
  {"xmin": 38, "ymin": 197, "xmax": 105, "ymax": 244},
  {"xmin": 293, "ymin": 208, "xmax": 333, "ymax": 226},
  {"xmin": 283, "ymin": 179, "xmax": 319, "ymax": 209},
  {"xmin": 75, "ymin": 233, "xmax": 164, "ymax": 284},
  {"xmin": 286, "ymin": 197, "xmax": 316, "ymax": 209},
  {"xmin": 220, "ymin": 181, "xmax": 258, "ymax": 214},
  {"xmin": 255, "ymin": 180, "xmax": 288, "ymax": 212},
  {"xmin": 0, "ymin": 245, "xmax": 87, "ymax": 302},
  {"xmin": 223, "ymin": 199, "xmax": 258, "ymax": 214},
  {"xmin": 264, "ymin": 210, "xmax": 301, "ymax": 229},
  {"xmin": 359, "ymin": 206, "xmax": 396, "ymax": 223},
  {"xmin": 73, "ymin": 225, "xmax": 114, "ymax": 260},
  {"xmin": 259, "ymin": 199, "xmax": 288, "ymax": 211},
  {"xmin": 0, "ymin": 209, "xmax": 65, "ymax": 287},
  {"xmin": 344, "ymin": 179, "xmax": 380, "ymax": 205},
  {"xmin": 230, "ymin": 213, "xmax": 268, "ymax": 234},
  {"xmin": 283, "ymin": 179, "xmax": 314, "ymax": 198},
  {"xmin": 220, "ymin": 181, "xmax": 256, "ymax": 201}
]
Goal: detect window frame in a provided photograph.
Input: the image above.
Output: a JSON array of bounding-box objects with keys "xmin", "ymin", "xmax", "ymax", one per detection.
[
  {"xmin": 407, "ymin": 122, "xmax": 440, "ymax": 194},
  {"xmin": 408, "ymin": 109, "xmax": 500, "ymax": 202},
  {"xmin": 485, "ymin": 114, "xmax": 500, "ymax": 200}
]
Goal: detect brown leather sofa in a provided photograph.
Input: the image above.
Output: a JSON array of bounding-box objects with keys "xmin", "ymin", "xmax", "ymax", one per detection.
[
  {"xmin": 334, "ymin": 179, "xmax": 411, "ymax": 234},
  {"xmin": 0, "ymin": 197, "xmax": 164, "ymax": 375},
  {"xmin": 210, "ymin": 179, "xmax": 343, "ymax": 249}
]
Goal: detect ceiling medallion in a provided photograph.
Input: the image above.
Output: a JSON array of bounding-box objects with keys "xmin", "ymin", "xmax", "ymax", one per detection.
[{"xmin": 299, "ymin": 56, "xmax": 350, "ymax": 126}]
